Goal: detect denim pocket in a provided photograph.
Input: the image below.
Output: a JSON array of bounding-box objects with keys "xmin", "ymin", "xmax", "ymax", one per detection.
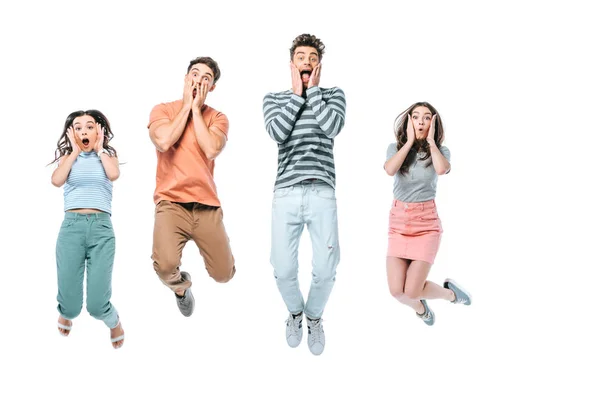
[
  {"xmin": 274, "ymin": 186, "xmax": 293, "ymax": 198},
  {"xmin": 314, "ymin": 186, "xmax": 336, "ymax": 200},
  {"xmin": 61, "ymin": 218, "xmax": 76, "ymax": 229},
  {"xmin": 419, "ymin": 208, "xmax": 439, "ymax": 221},
  {"xmin": 98, "ymin": 220, "xmax": 114, "ymax": 230}
]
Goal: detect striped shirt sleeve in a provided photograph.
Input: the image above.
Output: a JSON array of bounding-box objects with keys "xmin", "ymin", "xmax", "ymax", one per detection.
[
  {"xmin": 306, "ymin": 86, "xmax": 346, "ymax": 139},
  {"xmin": 263, "ymin": 92, "xmax": 306, "ymax": 143}
]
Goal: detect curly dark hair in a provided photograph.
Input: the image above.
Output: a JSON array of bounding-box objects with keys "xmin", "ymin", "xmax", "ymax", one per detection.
[
  {"xmin": 289, "ymin": 33, "xmax": 325, "ymax": 61},
  {"xmin": 49, "ymin": 110, "xmax": 117, "ymax": 165},
  {"xmin": 187, "ymin": 56, "xmax": 221, "ymax": 83},
  {"xmin": 394, "ymin": 102, "xmax": 445, "ymax": 175}
]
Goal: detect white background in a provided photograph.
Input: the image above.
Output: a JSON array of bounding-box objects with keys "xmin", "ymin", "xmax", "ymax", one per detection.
[{"xmin": 1, "ymin": 0, "xmax": 598, "ymax": 399}]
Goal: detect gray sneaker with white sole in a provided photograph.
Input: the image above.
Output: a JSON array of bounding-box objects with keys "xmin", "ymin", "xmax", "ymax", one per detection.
[
  {"xmin": 416, "ymin": 299, "xmax": 435, "ymax": 326},
  {"xmin": 175, "ymin": 271, "xmax": 195, "ymax": 317},
  {"xmin": 444, "ymin": 279, "xmax": 472, "ymax": 305}
]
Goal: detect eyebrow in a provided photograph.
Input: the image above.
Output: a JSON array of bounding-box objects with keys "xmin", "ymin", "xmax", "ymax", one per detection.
[
  {"xmin": 191, "ymin": 67, "xmax": 213, "ymax": 78},
  {"xmin": 296, "ymin": 51, "xmax": 318, "ymax": 57},
  {"xmin": 412, "ymin": 112, "xmax": 432, "ymax": 116}
]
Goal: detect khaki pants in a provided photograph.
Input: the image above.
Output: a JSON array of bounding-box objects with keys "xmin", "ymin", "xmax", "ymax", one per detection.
[{"xmin": 152, "ymin": 200, "xmax": 235, "ymax": 292}]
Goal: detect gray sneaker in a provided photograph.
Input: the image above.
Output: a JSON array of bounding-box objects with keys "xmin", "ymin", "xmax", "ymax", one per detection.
[
  {"xmin": 416, "ymin": 299, "xmax": 435, "ymax": 326},
  {"xmin": 306, "ymin": 318, "xmax": 326, "ymax": 356},
  {"xmin": 285, "ymin": 313, "xmax": 303, "ymax": 348},
  {"xmin": 444, "ymin": 279, "xmax": 472, "ymax": 305},
  {"xmin": 175, "ymin": 271, "xmax": 195, "ymax": 317}
]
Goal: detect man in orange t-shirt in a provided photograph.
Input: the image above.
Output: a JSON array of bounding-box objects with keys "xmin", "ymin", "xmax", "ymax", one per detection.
[{"xmin": 147, "ymin": 56, "xmax": 235, "ymax": 317}]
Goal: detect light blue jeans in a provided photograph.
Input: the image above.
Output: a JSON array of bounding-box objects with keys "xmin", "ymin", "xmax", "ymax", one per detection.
[
  {"xmin": 270, "ymin": 180, "xmax": 340, "ymax": 319},
  {"xmin": 56, "ymin": 212, "xmax": 119, "ymax": 329}
]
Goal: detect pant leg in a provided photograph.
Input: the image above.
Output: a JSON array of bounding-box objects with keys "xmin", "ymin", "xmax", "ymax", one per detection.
[
  {"xmin": 304, "ymin": 183, "xmax": 340, "ymax": 319},
  {"xmin": 190, "ymin": 205, "xmax": 236, "ymax": 283},
  {"xmin": 56, "ymin": 214, "xmax": 86, "ymax": 320},
  {"xmin": 152, "ymin": 201, "xmax": 193, "ymax": 293},
  {"xmin": 270, "ymin": 186, "xmax": 305, "ymax": 315},
  {"xmin": 85, "ymin": 213, "xmax": 119, "ymax": 329}
]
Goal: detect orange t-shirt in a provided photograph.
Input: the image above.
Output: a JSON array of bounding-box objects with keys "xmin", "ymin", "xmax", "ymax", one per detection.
[{"xmin": 148, "ymin": 99, "xmax": 229, "ymax": 206}]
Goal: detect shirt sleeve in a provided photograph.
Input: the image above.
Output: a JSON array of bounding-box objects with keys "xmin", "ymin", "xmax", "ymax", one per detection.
[
  {"xmin": 263, "ymin": 92, "xmax": 306, "ymax": 143},
  {"xmin": 440, "ymin": 145, "xmax": 451, "ymax": 162},
  {"xmin": 306, "ymin": 86, "xmax": 346, "ymax": 139},
  {"xmin": 386, "ymin": 142, "xmax": 398, "ymax": 161},
  {"xmin": 210, "ymin": 111, "xmax": 229, "ymax": 138},
  {"xmin": 148, "ymin": 103, "xmax": 170, "ymax": 128}
]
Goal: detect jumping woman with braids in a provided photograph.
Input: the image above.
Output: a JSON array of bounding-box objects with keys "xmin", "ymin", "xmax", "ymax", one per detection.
[
  {"xmin": 50, "ymin": 110, "xmax": 124, "ymax": 349},
  {"xmin": 384, "ymin": 102, "xmax": 471, "ymax": 326}
]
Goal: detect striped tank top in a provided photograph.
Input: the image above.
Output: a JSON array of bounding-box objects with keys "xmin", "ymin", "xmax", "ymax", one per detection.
[{"xmin": 63, "ymin": 151, "xmax": 113, "ymax": 215}]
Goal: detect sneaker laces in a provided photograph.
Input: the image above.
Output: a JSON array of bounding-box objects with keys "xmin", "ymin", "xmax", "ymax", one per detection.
[
  {"xmin": 308, "ymin": 319, "xmax": 323, "ymax": 343},
  {"xmin": 418, "ymin": 310, "xmax": 433, "ymax": 321},
  {"xmin": 286, "ymin": 315, "xmax": 301, "ymax": 333}
]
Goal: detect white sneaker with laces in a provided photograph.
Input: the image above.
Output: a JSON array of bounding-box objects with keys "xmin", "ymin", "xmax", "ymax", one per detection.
[
  {"xmin": 285, "ymin": 313, "xmax": 303, "ymax": 348},
  {"xmin": 306, "ymin": 317, "xmax": 326, "ymax": 356}
]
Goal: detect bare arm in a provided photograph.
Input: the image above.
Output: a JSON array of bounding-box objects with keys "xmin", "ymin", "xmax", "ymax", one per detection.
[
  {"xmin": 191, "ymin": 109, "xmax": 227, "ymax": 160},
  {"xmin": 93, "ymin": 124, "xmax": 120, "ymax": 180},
  {"xmin": 190, "ymin": 80, "xmax": 227, "ymax": 159},
  {"xmin": 51, "ymin": 153, "xmax": 78, "ymax": 187},
  {"xmin": 384, "ymin": 142, "xmax": 414, "ymax": 176},
  {"xmin": 99, "ymin": 153, "xmax": 120, "ymax": 181},
  {"xmin": 149, "ymin": 75, "xmax": 195, "ymax": 152},
  {"xmin": 52, "ymin": 127, "xmax": 80, "ymax": 187},
  {"xmin": 384, "ymin": 118, "xmax": 416, "ymax": 176},
  {"xmin": 428, "ymin": 141, "xmax": 451, "ymax": 175},
  {"xmin": 149, "ymin": 105, "xmax": 191, "ymax": 152},
  {"xmin": 426, "ymin": 115, "xmax": 451, "ymax": 175}
]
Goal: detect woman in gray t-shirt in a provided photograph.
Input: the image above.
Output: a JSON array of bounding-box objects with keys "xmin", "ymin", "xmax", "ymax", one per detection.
[{"xmin": 384, "ymin": 102, "xmax": 471, "ymax": 326}]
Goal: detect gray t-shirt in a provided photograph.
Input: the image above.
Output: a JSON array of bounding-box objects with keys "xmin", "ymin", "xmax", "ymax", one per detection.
[{"xmin": 386, "ymin": 142, "xmax": 451, "ymax": 202}]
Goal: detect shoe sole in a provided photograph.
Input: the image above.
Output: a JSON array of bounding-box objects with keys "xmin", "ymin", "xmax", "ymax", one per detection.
[{"xmin": 444, "ymin": 279, "xmax": 472, "ymax": 305}]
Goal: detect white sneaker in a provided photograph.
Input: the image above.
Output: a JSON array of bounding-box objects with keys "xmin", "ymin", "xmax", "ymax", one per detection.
[
  {"xmin": 285, "ymin": 313, "xmax": 303, "ymax": 348},
  {"xmin": 306, "ymin": 318, "xmax": 325, "ymax": 356}
]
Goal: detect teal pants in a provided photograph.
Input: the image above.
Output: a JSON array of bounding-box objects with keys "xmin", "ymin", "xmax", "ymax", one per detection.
[{"xmin": 56, "ymin": 212, "xmax": 119, "ymax": 329}]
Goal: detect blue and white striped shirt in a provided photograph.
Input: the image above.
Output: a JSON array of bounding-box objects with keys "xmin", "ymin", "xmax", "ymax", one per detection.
[
  {"xmin": 63, "ymin": 152, "xmax": 113, "ymax": 215},
  {"xmin": 263, "ymin": 86, "xmax": 346, "ymax": 189}
]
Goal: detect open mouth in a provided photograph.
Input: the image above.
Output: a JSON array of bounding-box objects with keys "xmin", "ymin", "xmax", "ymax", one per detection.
[
  {"xmin": 300, "ymin": 70, "xmax": 312, "ymax": 82},
  {"xmin": 82, "ymin": 138, "xmax": 90, "ymax": 146}
]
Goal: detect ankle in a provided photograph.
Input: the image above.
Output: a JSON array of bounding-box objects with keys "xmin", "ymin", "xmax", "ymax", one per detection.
[{"xmin": 448, "ymin": 289, "xmax": 456, "ymax": 302}]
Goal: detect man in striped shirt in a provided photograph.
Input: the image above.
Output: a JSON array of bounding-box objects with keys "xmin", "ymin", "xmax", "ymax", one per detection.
[{"xmin": 263, "ymin": 33, "xmax": 346, "ymax": 356}]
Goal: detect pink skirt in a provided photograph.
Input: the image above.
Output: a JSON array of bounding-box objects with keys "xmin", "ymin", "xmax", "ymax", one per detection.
[{"xmin": 387, "ymin": 199, "xmax": 443, "ymax": 264}]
